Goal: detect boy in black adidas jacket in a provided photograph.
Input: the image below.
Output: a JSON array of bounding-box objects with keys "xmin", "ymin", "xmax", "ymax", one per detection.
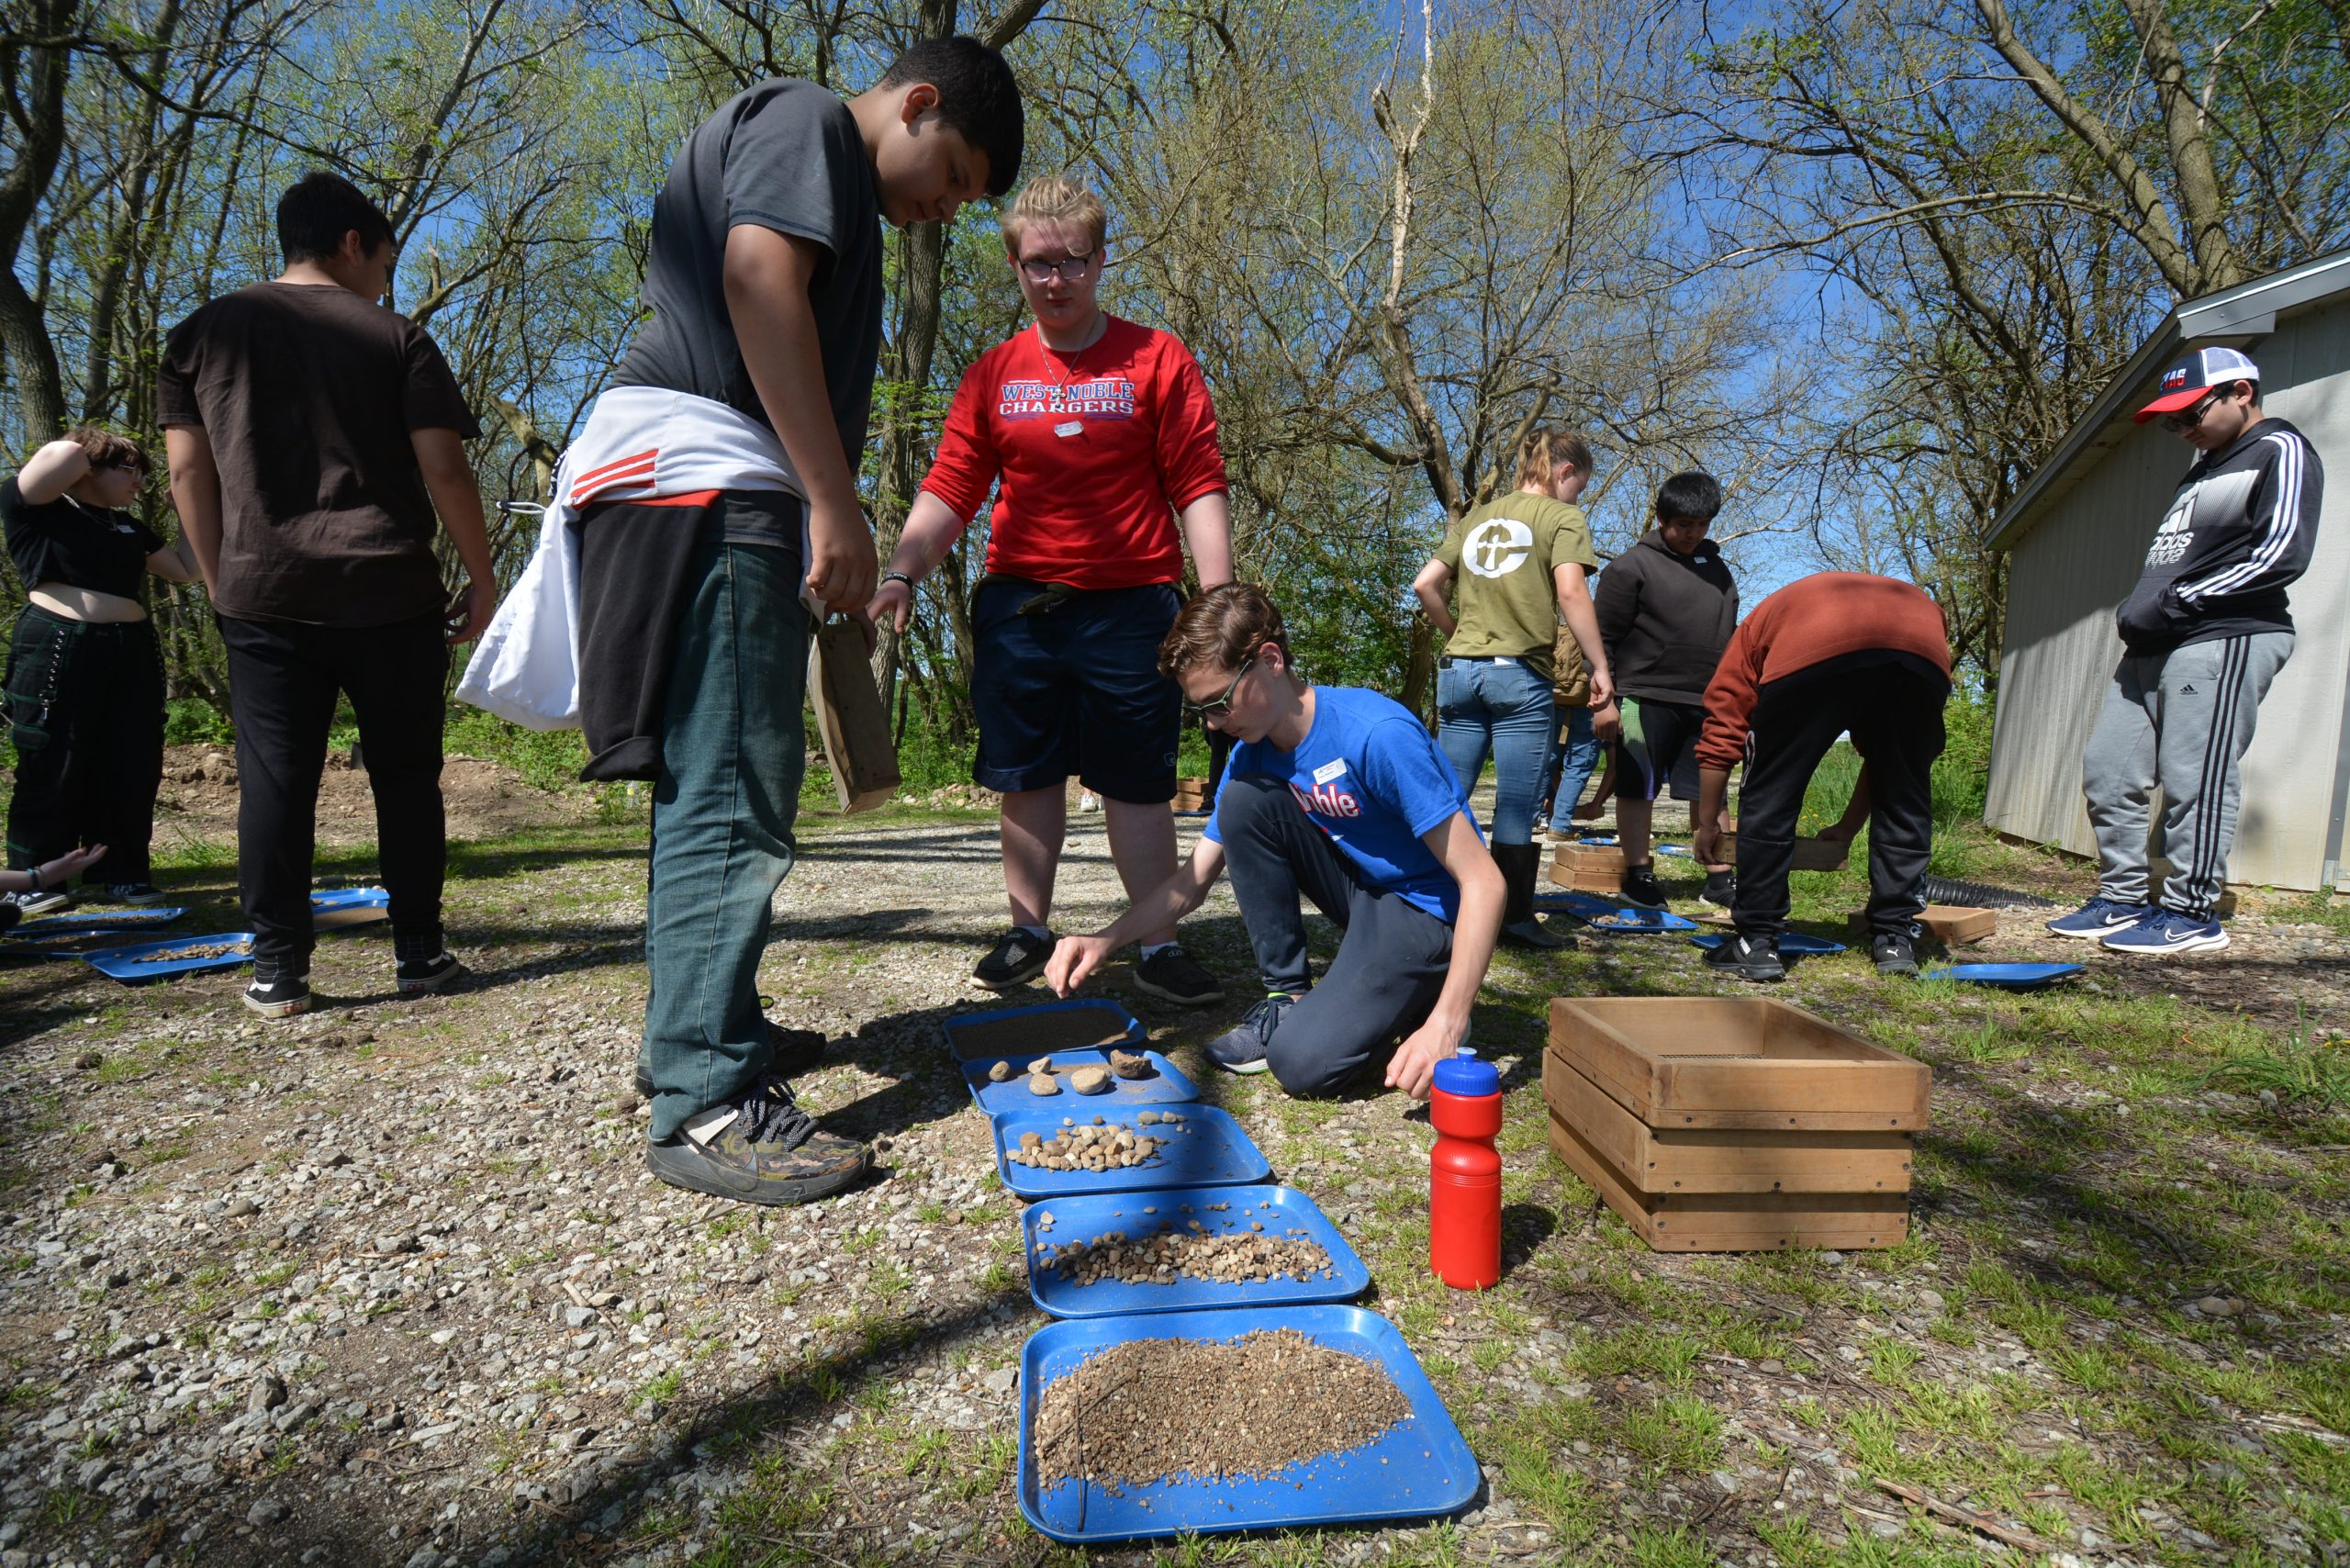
[{"xmin": 2052, "ymin": 347, "xmax": 2324, "ymax": 956}]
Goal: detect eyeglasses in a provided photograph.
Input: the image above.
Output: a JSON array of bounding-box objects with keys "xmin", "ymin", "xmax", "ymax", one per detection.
[
  {"xmin": 2160, "ymin": 386, "xmax": 2230, "ymax": 433},
  {"xmin": 100, "ymin": 460, "xmax": 142, "ymax": 474},
  {"xmin": 1018, "ymin": 251, "xmax": 1095, "ymax": 284},
  {"xmin": 1182, "ymin": 655, "xmax": 1255, "ymax": 718}
]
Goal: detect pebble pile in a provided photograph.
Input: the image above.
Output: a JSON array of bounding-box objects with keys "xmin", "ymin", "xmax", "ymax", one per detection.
[
  {"xmin": 1033, "ymin": 1327, "xmax": 1410, "ymax": 1490},
  {"xmin": 1004, "ymin": 1118, "xmax": 1173, "ymax": 1171},
  {"xmin": 1037, "ymin": 1226, "xmax": 1335, "ymax": 1287}
]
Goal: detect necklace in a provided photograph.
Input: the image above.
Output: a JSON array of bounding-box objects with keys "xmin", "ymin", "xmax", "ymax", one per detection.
[{"xmin": 1035, "ymin": 317, "xmax": 1109, "ymax": 438}]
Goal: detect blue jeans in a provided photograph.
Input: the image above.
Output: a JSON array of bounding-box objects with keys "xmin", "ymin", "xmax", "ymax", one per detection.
[
  {"xmin": 1543, "ymin": 705, "xmax": 1601, "ymax": 832},
  {"xmin": 641, "ymin": 538, "xmax": 808, "ymax": 1142},
  {"xmin": 1436, "ymin": 657, "xmax": 1557, "ymax": 846}
]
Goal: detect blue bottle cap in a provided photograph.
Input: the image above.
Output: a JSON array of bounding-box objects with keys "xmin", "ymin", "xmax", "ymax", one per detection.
[{"xmin": 1432, "ymin": 1047, "xmax": 1500, "ymax": 1097}]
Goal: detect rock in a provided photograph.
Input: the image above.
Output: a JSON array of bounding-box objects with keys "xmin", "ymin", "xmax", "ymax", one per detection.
[
  {"xmin": 1027, "ymin": 1073, "xmax": 1059, "ymax": 1097},
  {"xmin": 249, "ymin": 1373, "xmax": 287, "ymax": 1413},
  {"xmin": 982, "ymin": 1367, "xmax": 1016, "ymax": 1394},
  {"xmin": 1916, "ymin": 1287, "xmax": 1946, "ymax": 1313},
  {"xmin": 375, "ymin": 1234, "xmax": 420, "ymax": 1256},
  {"xmin": 1068, "ymin": 1067, "xmax": 1113, "ymax": 1095},
  {"xmin": 73, "ymin": 1050, "xmax": 104, "ymax": 1070},
  {"xmin": 987, "ymin": 1060, "xmax": 1014, "ymax": 1082},
  {"xmin": 2197, "ymin": 1295, "xmax": 2242, "ymax": 1316},
  {"xmin": 245, "ymin": 1497, "xmax": 288, "ymax": 1526},
  {"xmin": 1108, "ymin": 1048, "xmax": 1149, "ymax": 1079},
  {"xmin": 1027, "ymin": 1058, "xmax": 1052, "ymax": 1075},
  {"xmin": 222, "ymin": 1197, "xmax": 259, "ymax": 1219}
]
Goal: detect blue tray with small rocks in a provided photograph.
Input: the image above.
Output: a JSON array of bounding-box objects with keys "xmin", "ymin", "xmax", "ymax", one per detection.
[
  {"xmin": 1022, "ymin": 1184, "xmax": 1368, "ymax": 1319},
  {"xmin": 1014, "ymin": 1304, "xmax": 1480, "ymax": 1542},
  {"xmin": 991, "ymin": 1104, "xmax": 1270, "ymax": 1200},
  {"xmin": 82, "ymin": 931, "xmax": 257, "ymax": 982},
  {"xmin": 963, "ymin": 1048, "xmax": 1201, "ymax": 1114},
  {"xmin": 1690, "ymin": 932, "xmax": 1848, "ymax": 955}
]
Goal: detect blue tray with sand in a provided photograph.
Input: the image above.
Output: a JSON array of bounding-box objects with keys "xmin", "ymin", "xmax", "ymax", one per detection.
[
  {"xmin": 1015, "ymin": 1304, "xmax": 1479, "ymax": 1542},
  {"xmin": 1022, "ymin": 1184, "xmax": 1367, "ymax": 1319},
  {"xmin": 992, "ymin": 1103, "xmax": 1269, "ymax": 1200}
]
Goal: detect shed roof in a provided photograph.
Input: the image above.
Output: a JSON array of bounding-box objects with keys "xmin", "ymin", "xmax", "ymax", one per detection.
[{"xmin": 1985, "ymin": 247, "xmax": 2350, "ymax": 551}]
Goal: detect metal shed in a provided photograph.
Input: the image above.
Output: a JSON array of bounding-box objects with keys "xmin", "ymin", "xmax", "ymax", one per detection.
[{"xmin": 1984, "ymin": 249, "xmax": 2350, "ymax": 892}]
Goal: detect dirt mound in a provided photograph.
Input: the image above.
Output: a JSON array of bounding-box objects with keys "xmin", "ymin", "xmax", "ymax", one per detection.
[{"xmin": 152, "ymin": 743, "xmax": 590, "ymax": 849}]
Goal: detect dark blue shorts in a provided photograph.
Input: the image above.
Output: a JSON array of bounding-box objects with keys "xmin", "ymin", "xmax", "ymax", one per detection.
[{"xmin": 971, "ymin": 578, "xmax": 1182, "ymax": 802}]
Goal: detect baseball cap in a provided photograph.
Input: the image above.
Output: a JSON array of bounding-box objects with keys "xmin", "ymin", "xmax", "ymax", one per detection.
[{"xmin": 2136, "ymin": 346, "xmax": 2259, "ymax": 423}]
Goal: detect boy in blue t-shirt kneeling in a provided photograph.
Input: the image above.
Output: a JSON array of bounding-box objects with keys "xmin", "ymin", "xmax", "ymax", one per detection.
[{"xmin": 1046, "ymin": 585, "xmax": 1505, "ymax": 1099}]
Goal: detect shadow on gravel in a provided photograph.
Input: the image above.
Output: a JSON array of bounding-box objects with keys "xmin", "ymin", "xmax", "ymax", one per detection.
[{"xmin": 496, "ymin": 1282, "xmax": 1035, "ymax": 1566}]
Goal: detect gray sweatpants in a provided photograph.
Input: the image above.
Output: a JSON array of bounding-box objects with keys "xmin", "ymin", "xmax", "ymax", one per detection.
[{"xmin": 2081, "ymin": 631, "xmax": 2292, "ymax": 920}]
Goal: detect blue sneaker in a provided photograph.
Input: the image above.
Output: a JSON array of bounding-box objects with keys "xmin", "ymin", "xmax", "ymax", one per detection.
[
  {"xmin": 2046, "ymin": 896, "xmax": 2154, "ymax": 939},
  {"xmin": 1204, "ymin": 992, "xmax": 1298, "ymax": 1075},
  {"xmin": 2100, "ymin": 908, "xmax": 2228, "ymax": 955}
]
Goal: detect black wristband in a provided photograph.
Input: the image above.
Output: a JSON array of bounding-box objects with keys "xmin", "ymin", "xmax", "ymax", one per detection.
[
  {"xmin": 26, "ymin": 868, "xmax": 41, "ymax": 893},
  {"xmin": 882, "ymin": 571, "xmax": 914, "ymax": 589}
]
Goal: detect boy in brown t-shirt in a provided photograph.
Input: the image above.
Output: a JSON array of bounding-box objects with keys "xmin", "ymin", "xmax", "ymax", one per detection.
[{"xmin": 159, "ymin": 172, "xmax": 498, "ymax": 1018}]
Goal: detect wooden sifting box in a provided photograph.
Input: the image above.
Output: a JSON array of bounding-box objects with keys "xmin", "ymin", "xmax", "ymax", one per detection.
[
  {"xmin": 1847, "ymin": 904, "xmax": 1998, "ymax": 945},
  {"xmin": 1550, "ymin": 996, "xmax": 1930, "ymax": 1130},
  {"xmin": 1547, "ymin": 1111, "xmax": 1910, "ymax": 1251},
  {"xmin": 1544, "ymin": 996, "xmax": 1930, "ymax": 1252},
  {"xmin": 1549, "ymin": 842, "xmax": 1625, "ymax": 894}
]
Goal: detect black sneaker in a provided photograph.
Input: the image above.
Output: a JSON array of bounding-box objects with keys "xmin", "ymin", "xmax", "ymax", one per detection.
[
  {"xmin": 243, "ymin": 967, "xmax": 312, "ymax": 1018},
  {"xmin": 973, "ymin": 927, "xmax": 1055, "ymax": 991},
  {"xmin": 646, "ymin": 1085, "xmax": 870, "ymax": 1207},
  {"xmin": 1872, "ymin": 931, "xmax": 1919, "ymax": 976},
  {"xmin": 1205, "ymin": 992, "xmax": 1297, "ymax": 1074},
  {"xmin": 102, "ymin": 883, "xmax": 167, "ymax": 905},
  {"xmin": 4, "ymin": 888, "xmax": 71, "ymax": 918},
  {"xmin": 1133, "ymin": 945, "xmax": 1225, "ymax": 1006},
  {"xmin": 396, "ymin": 952, "xmax": 466, "ymax": 995},
  {"xmin": 1704, "ymin": 933, "xmax": 1785, "ymax": 982},
  {"xmin": 1700, "ymin": 869, "xmax": 1737, "ymax": 908},
  {"xmin": 1618, "ymin": 864, "xmax": 1667, "ymax": 910},
  {"xmin": 635, "ymin": 1018, "xmax": 826, "ymax": 1101}
]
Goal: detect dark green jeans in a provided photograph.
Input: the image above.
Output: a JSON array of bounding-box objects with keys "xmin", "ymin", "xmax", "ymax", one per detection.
[{"xmin": 640, "ymin": 537, "xmax": 809, "ymax": 1142}]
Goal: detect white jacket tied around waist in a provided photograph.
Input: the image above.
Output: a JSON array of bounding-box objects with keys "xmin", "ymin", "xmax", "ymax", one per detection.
[{"xmin": 455, "ymin": 386, "xmax": 810, "ymax": 730}]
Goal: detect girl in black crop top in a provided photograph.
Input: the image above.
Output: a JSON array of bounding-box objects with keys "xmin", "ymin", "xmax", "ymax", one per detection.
[{"xmin": 3, "ymin": 428, "xmax": 199, "ymax": 912}]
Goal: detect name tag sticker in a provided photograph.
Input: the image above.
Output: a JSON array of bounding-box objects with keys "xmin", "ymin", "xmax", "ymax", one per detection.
[
  {"xmin": 1054, "ymin": 420, "xmax": 1085, "ymax": 438},
  {"xmin": 1313, "ymin": 759, "xmax": 1348, "ymax": 785}
]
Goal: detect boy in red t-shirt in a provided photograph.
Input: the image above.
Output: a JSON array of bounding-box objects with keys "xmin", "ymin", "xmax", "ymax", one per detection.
[{"xmin": 869, "ymin": 176, "xmax": 1232, "ymax": 1005}]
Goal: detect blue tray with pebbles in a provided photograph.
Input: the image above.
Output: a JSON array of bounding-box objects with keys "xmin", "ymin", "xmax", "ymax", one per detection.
[
  {"xmin": 1023, "ymin": 1184, "xmax": 1367, "ymax": 1319},
  {"xmin": 991, "ymin": 1104, "xmax": 1269, "ymax": 1199}
]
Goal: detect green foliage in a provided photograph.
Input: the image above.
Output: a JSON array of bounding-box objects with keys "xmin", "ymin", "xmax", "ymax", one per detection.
[
  {"xmin": 162, "ymin": 698, "xmax": 232, "ymax": 746},
  {"xmin": 2199, "ymin": 1025, "xmax": 2350, "ymax": 1113},
  {"xmin": 442, "ymin": 709, "xmax": 589, "ymax": 794}
]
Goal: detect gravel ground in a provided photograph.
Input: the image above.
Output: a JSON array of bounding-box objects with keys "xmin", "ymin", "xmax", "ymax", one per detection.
[{"xmin": 1, "ymin": 791, "xmax": 2344, "ymax": 1567}]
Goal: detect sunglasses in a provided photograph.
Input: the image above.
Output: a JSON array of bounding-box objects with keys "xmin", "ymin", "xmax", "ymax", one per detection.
[
  {"xmin": 1182, "ymin": 655, "xmax": 1255, "ymax": 718},
  {"xmin": 1018, "ymin": 251, "xmax": 1095, "ymax": 284},
  {"xmin": 2160, "ymin": 386, "xmax": 2232, "ymax": 433}
]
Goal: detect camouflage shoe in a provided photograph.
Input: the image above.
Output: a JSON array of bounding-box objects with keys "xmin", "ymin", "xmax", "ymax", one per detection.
[{"xmin": 646, "ymin": 1083, "xmax": 868, "ymax": 1207}]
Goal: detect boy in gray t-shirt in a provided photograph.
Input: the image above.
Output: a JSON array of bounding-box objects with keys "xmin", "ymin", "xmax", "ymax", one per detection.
[{"xmin": 602, "ymin": 39, "xmax": 1024, "ymax": 1209}]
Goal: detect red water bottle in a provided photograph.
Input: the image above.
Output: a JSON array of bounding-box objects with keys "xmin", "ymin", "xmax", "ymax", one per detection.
[{"xmin": 1429, "ymin": 1047, "xmax": 1503, "ymax": 1290}]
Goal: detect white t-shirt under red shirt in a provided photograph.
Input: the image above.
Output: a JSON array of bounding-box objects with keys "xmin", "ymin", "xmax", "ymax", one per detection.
[{"xmin": 919, "ymin": 315, "xmax": 1229, "ymax": 590}]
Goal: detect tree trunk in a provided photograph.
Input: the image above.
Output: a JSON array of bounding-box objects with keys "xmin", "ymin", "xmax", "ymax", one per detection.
[{"xmin": 0, "ymin": 0, "xmax": 77, "ymax": 442}]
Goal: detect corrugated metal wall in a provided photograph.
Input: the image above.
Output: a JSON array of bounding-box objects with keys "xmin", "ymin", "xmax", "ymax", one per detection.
[{"xmin": 1986, "ymin": 294, "xmax": 2350, "ymax": 890}]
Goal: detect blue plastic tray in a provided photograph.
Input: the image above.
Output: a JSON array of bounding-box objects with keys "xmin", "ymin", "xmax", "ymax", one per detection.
[
  {"xmin": 311, "ymin": 886, "xmax": 390, "ymax": 929},
  {"xmin": 945, "ymin": 997, "xmax": 1146, "ymax": 1063},
  {"xmin": 311, "ymin": 887, "xmax": 387, "ymax": 910},
  {"xmin": 15, "ymin": 906, "xmax": 188, "ymax": 935},
  {"xmin": 1023, "ymin": 1184, "xmax": 1369, "ymax": 1318},
  {"xmin": 992, "ymin": 1103, "xmax": 1270, "ymax": 1199},
  {"xmin": 1535, "ymin": 890, "xmax": 1621, "ymax": 918},
  {"xmin": 82, "ymin": 931, "xmax": 256, "ymax": 982},
  {"xmin": 1920, "ymin": 962, "xmax": 2085, "ymax": 990},
  {"xmin": 1583, "ymin": 906, "xmax": 1699, "ymax": 934},
  {"xmin": 1690, "ymin": 932, "xmax": 1848, "ymax": 956},
  {"xmin": 1016, "ymin": 1304, "xmax": 1480, "ymax": 1542},
  {"xmin": 964, "ymin": 1048, "xmax": 1200, "ymax": 1113}
]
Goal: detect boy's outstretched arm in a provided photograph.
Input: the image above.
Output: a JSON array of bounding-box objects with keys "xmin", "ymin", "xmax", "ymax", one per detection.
[
  {"xmin": 723, "ymin": 225, "xmax": 876, "ymax": 613},
  {"xmin": 1046, "ymin": 839, "xmax": 1228, "ymax": 995},
  {"xmin": 1386, "ymin": 812, "xmax": 1503, "ymax": 1100}
]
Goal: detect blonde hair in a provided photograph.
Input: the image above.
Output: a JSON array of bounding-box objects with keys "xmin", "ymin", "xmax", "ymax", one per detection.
[
  {"xmin": 1515, "ymin": 428, "xmax": 1593, "ymax": 492},
  {"xmin": 1002, "ymin": 174, "xmax": 1108, "ymax": 254}
]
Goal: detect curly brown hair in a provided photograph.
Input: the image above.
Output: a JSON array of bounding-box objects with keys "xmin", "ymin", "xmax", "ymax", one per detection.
[
  {"xmin": 65, "ymin": 426, "xmax": 151, "ymax": 476},
  {"xmin": 1158, "ymin": 584, "xmax": 1290, "ymax": 679}
]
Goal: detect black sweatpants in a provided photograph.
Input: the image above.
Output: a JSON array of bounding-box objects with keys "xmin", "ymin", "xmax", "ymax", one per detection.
[
  {"xmin": 3, "ymin": 606, "xmax": 165, "ymax": 885},
  {"xmin": 217, "ymin": 612, "xmax": 449, "ymax": 970},
  {"xmin": 1216, "ymin": 775, "xmax": 1454, "ymax": 1097},
  {"xmin": 1731, "ymin": 659, "xmax": 1946, "ymax": 940}
]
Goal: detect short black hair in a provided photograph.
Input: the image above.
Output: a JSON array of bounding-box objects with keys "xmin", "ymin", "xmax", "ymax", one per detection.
[
  {"xmin": 878, "ymin": 36, "xmax": 1024, "ymax": 198},
  {"xmin": 277, "ymin": 172, "xmax": 395, "ymax": 266},
  {"xmin": 1655, "ymin": 470, "xmax": 1722, "ymax": 526}
]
